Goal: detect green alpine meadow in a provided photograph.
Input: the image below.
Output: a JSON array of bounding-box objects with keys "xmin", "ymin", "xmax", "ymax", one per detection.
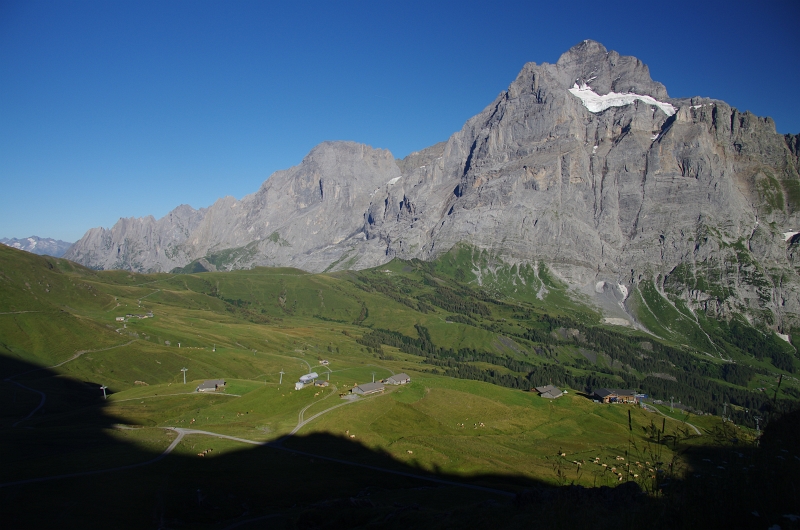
[{"xmin": 1, "ymin": 242, "xmax": 798, "ymax": 528}]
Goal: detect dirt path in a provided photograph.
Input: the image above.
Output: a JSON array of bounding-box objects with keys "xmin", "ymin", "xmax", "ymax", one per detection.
[
  {"xmin": 288, "ymin": 383, "xmax": 369, "ymax": 436},
  {"xmin": 6, "ymin": 379, "xmax": 46, "ymax": 427},
  {"xmin": 289, "ymin": 400, "xmax": 358, "ymax": 436},
  {"xmin": 643, "ymin": 403, "xmax": 702, "ymax": 435},
  {"xmin": 110, "ymin": 392, "xmax": 241, "ymax": 403},
  {"xmin": 5, "ymin": 339, "xmax": 139, "ymax": 426}
]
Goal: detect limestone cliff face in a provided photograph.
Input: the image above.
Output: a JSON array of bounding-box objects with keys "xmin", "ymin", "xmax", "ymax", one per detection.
[
  {"xmin": 64, "ymin": 204, "xmax": 205, "ymax": 272},
  {"xmin": 65, "ymin": 40, "xmax": 800, "ymax": 329},
  {"xmin": 66, "ymin": 142, "xmax": 400, "ymax": 272}
]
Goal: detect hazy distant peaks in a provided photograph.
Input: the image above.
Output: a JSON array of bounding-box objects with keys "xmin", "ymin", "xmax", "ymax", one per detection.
[{"xmin": 1, "ymin": 236, "xmax": 73, "ymax": 258}]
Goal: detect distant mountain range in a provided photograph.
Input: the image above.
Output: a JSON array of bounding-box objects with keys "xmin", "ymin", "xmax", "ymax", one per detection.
[
  {"xmin": 1, "ymin": 236, "xmax": 72, "ymax": 257},
  {"xmin": 64, "ymin": 40, "xmax": 800, "ymax": 333}
]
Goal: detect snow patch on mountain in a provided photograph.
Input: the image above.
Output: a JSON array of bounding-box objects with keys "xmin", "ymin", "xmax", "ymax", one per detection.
[
  {"xmin": 618, "ymin": 283, "xmax": 629, "ymax": 300},
  {"xmin": 568, "ymin": 83, "xmax": 676, "ymax": 116}
]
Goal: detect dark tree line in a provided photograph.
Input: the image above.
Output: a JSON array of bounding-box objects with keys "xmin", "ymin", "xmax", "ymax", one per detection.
[
  {"xmin": 420, "ymin": 286, "xmax": 491, "ymax": 317},
  {"xmin": 719, "ymin": 320, "xmax": 796, "ymax": 372}
]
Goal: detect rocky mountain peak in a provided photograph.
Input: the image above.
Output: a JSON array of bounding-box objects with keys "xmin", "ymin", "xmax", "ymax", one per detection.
[
  {"xmin": 64, "ymin": 42, "xmax": 800, "ymax": 331},
  {"xmin": 555, "ymin": 39, "xmax": 668, "ymax": 99}
]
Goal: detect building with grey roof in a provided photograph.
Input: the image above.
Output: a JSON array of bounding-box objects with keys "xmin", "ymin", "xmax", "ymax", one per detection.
[
  {"xmin": 593, "ymin": 388, "xmax": 638, "ymax": 403},
  {"xmin": 385, "ymin": 373, "xmax": 411, "ymax": 385},
  {"xmin": 534, "ymin": 385, "xmax": 563, "ymax": 399},
  {"xmin": 351, "ymin": 382, "xmax": 385, "ymax": 395},
  {"xmin": 196, "ymin": 379, "xmax": 226, "ymax": 392}
]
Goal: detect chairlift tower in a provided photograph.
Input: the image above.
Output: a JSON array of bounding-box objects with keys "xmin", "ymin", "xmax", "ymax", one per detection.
[
  {"xmin": 371, "ymin": 372, "xmax": 376, "ymax": 383},
  {"xmin": 181, "ymin": 367, "xmax": 188, "ymax": 384},
  {"xmin": 279, "ymin": 369, "xmax": 285, "ymax": 385},
  {"xmin": 100, "ymin": 385, "xmax": 108, "ymax": 400},
  {"xmin": 670, "ymin": 396, "xmax": 674, "ymax": 412}
]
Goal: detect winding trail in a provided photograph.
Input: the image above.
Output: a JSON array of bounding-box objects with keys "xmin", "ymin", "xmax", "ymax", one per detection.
[
  {"xmin": 110, "ymin": 392, "xmax": 241, "ymax": 403},
  {"xmin": 366, "ymin": 363, "xmax": 395, "ymax": 376},
  {"xmin": 7, "ymin": 379, "xmax": 46, "ymax": 427},
  {"xmin": 288, "ymin": 387, "xmax": 362, "ymax": 437},
  {"xmin": 643, "ymin": 403, "xmax": 702, "ymax": 435},
  {"xmin": 289, "ymin": 401, "xmax": 358, "ymax": 436},
  {"xmin": 290, "ymin": 356, "xmax": 311, "ymax": 371},
  {"xmin": 652, "ymin": 278, "xmax": 722, "ymax": 358},
  {"xmin": 137, "ymin": 288, "xmax": 161, "ymax": 305},
  {"xmin": 4, "ymin": 339, "xmax": 138, "ymax": 426}
]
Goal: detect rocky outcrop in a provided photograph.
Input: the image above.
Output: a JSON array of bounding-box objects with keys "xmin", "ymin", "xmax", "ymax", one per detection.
[{"xmin": 65, "ymin": 40, "xmax": 800, "ymax": 330}]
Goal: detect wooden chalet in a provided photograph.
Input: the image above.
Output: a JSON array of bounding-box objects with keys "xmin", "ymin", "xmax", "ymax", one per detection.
[
  {"xmin": 593, "ymin": 388, "xmax": 638, "ymax": 404},
  {"xmin": 385, "ymin": 373, "xmax": 411, "ymax": 385},
  {"xmin": 534, "ymin": 385, "xmax": 563, "ymax": 399}
]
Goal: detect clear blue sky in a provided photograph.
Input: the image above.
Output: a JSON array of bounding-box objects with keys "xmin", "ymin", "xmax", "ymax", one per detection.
[{"xmin": 2, "ymin": 0, "xmax": 799, "ymax": 242}]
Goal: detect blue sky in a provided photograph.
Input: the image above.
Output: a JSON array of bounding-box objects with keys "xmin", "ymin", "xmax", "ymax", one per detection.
[{"xmin": 2, "ymin": 0, "xmax": 799, "ymax": 242}]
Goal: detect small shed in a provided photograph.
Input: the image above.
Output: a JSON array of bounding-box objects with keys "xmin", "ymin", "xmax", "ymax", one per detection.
[
  {"xmin": 385, "ymin": 373, "xmax": 411, "ymax": 385},
  {"xmin": 315, "ymin": 380, "xmax": 329, "ymax": 387},
  {"xmin": 196, "ymin": 379, "xmax": 226, "ymax": 393},
  {"xmin": 351, "ymin": 382, "xmax": 385, "ymax": 395},
  {"xmin": 534, "ymin": 385, "xmax": 563, "ymax": 399}
]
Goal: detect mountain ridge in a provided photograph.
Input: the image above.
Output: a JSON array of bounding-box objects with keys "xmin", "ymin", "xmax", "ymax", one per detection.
[
  {"xmin": 64, "ymin": 40, "xmax": 800, "ymax": 332},
  {"xmin": 1, "ymin": 236, "xmax": 73, "ymax": 258}
]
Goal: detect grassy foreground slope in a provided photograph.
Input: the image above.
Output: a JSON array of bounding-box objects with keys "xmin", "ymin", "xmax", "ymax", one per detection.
[{"xmin": 1, "ymin": 244, "xmax": 798, "ymax": 528}]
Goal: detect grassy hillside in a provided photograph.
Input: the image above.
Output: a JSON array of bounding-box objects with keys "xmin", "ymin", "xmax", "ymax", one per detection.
[{"xmin": 1, "ymin": 244, "xmax": 798, "ymax": 528}]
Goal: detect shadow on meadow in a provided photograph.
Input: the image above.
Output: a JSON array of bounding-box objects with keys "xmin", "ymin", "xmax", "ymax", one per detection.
[{"xmin": 1, "ymin": 353, "xmax": 798, "ymax": 529}]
